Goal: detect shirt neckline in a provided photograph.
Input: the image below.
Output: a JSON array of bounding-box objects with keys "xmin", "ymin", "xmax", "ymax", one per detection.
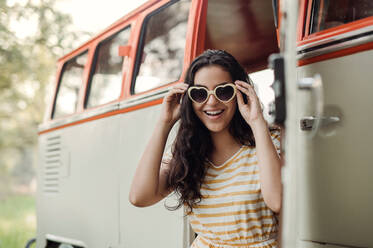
[{"xmin": 207, "ymin": 145, "xmax": 246, "ymax": 168}]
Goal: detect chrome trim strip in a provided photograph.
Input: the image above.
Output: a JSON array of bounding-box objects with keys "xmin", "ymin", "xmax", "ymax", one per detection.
[
  {"xmin": 38, "ymin": 87, "xmax": 170, "ymax": 133},
  {"xmin": 297, "ymin": 25, "xmax": 373, "ymax": 52},
  {"xmin": 78, "ymin": 102, "xmax": 120, "ymax": 121},
  {"xmin": 46, "ymin": 234, "xmax": 87, "ymax": 247},
  {"xmin": 38, "ymin": 102, "xmax": 119, "ymax": 132},
  {"xmin": 119, "ymin": 87, "xmax": 169, "ymax": 109},
  {"xmin": 297, "ymin": 33, "xmax": 373, "ymax": 60}
]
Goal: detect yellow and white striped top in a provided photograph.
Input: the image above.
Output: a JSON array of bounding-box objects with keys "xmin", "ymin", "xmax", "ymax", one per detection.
[{"xmin": 188, "ymin": 131, "xmax": 281, "ymax": 248}]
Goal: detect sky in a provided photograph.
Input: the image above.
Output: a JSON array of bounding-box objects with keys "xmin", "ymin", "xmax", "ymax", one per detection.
[
  {"xmin": 55, "ymin": 0, "xmax": 148, "ymax": 34},
  {"xmin": 6, "ymin": 0, "xmax": 146, "ymax": 46}
]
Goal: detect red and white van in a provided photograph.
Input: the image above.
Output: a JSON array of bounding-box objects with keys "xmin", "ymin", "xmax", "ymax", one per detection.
[{"xmin": 35, "ymin": 0, "xmax": 373, "ymax": 247}]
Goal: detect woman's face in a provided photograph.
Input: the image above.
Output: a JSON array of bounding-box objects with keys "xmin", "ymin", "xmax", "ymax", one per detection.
[{"xmin": 192, "ymin": 65, "xmax": 237, "ymax": 133}]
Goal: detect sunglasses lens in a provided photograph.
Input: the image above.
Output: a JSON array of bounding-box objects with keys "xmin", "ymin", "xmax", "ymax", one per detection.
[
  {"xmin": 216, "ymin": 85, "xmax": 235, "ymax": 102},
  {"xmin": 190, "ymin": 88, "xmax": 208, "ymax": 103}
]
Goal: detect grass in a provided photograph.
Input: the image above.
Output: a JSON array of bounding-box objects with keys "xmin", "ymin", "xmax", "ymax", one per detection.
[{"xmin": 0, "ymin": 194, "xmax": 36, "ymax": 248}]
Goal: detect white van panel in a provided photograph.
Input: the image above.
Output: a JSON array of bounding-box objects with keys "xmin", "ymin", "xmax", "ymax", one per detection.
[
  {"xmin": 37, "ymin": 116, "xmax": 122, "ymax": 247},
  {"xmin": 296, "ymin": 50, "xmax": 373, "ymax": 247},
  {"xmin": 118, "ymin": 103, "xmax": 187, "ymax": 247}
]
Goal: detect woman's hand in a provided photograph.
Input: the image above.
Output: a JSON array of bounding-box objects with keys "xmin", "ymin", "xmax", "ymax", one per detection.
[
  {"xmin": 159, "ymin": 82, "xmax": 188, "ymax": 127},
  {"xmin": 235, "ymin": 80, "xmax": 265, "ymax": 127}
]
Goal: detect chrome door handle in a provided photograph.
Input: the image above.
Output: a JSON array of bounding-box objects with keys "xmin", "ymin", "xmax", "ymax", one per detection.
[
  {"xmin": 300, "ymin": 116, "xmax": 341, "ymax": 131},
  {"xmin": 297, "ymin": 74, "xmax": 324, "ymax": 137}
]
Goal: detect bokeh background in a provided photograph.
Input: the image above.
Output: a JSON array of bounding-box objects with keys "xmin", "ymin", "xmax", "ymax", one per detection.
[{"xmin": 0, "ymin": 0, "xmax": 146, "ymax": 247}]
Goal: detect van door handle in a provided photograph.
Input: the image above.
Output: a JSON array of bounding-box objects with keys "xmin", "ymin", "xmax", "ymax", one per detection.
[
  {"xmin": 297, "ymin": 74, "xmax": 324, "ymax": 137},
  {"xmin": 300, "ymin": 116, "xmax": 340, "ymax": 131}
]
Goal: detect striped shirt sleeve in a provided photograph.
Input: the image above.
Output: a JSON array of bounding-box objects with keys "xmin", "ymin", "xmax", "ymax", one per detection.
[{"xmin": 270, "ymin": 128, "xmax": 281, "ymax": 155}]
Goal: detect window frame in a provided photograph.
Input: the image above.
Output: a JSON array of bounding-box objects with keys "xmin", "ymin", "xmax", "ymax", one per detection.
[
  {"xmin": 51, "ymin": 50, "xmax": 89, "ymax": 119},
  {"xmin": 130, "ymin": 0, "xmax": 189, "ymax": 96},
  {"xmin": 84, "ymin": 25, "xmax": 132, "ymax": 109},
  {"xmin": 298, "ymin": 0, "xmax": 373, "ymax": 45}
]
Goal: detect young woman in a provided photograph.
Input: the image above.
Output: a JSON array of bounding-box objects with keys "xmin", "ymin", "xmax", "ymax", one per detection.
[{"xmin": 129, "ymin": 50, "xmax": 282, "ymax": 248}]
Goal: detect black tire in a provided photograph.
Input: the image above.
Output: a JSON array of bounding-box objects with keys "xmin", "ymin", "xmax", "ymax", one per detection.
[{"xmin": 25, "ymin": 238, "xmax": 36, "ymax": 248}]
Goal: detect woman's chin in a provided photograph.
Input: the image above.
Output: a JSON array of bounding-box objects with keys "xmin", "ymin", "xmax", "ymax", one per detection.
[{"xmin": 204, "ymin": 123, "xmax": 229, "ymax": 134}]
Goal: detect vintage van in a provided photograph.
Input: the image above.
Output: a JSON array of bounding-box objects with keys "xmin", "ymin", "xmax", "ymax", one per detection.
[{"xmin": 35, "ymin": 0, "xmax": 373, "ymax": 247}]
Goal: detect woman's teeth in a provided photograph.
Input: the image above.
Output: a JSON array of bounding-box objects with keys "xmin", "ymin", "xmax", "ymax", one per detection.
[{"xmin": 204, "ymin": 110, "xmax": 224, "ymax": 116}]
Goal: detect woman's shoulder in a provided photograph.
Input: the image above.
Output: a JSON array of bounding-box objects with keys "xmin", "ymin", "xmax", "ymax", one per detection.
[{"xmin": 269, "ymin": 125, "xmax": 282, "ymax": 152}]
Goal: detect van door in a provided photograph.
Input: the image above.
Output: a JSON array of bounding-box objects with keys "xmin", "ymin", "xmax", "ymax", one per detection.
[{"xmin": 294, "ymin": 1, "xmax": 373, "ymax": 247}]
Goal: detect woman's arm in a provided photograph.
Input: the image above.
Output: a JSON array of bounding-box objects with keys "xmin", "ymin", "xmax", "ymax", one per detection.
[
  {"xmin": 129, "ymin": 121, "xmax": 173, "ymax": 207},
  {"xmin": 235, "ymin": 80, "xmax": 282, "ymax": 213},
  {"xmin": 250, "ymin": 121, "xmax": 282, "ymax": 213},
  {"xmin": 129, "ymin": 83, "xmax": 188, "ymax": 207}
]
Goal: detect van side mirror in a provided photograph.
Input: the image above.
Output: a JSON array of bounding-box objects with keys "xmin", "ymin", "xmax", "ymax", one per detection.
[{"xmin": 118, "ymin": 45, "xmax": 131, "ymax": 57}]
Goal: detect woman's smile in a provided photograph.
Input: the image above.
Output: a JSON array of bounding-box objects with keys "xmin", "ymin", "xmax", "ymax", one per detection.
[{"xmin": 204, "ymin": 109, "xmax": 224, "ymax": 117}]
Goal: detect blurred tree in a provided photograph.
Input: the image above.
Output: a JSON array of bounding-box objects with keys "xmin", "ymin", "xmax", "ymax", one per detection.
[{"xmin": 0, "ymin": 0, "xmax": 89, "ymax": 196}]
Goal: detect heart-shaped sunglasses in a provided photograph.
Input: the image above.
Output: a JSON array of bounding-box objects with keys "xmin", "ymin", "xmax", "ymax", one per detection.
[{"xmin": 187, "ymin": 83, "xmax": 237, "ymax": 104}]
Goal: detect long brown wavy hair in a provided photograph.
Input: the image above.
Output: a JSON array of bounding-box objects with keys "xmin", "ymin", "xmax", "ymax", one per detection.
[{"xmin": 166, "ymin": 50, "xmax": 256, "ymax": 213}]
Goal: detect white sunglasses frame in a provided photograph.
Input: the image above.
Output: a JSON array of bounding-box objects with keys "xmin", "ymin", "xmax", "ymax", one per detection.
[{"xmin": 187, "ymin": 83, "xmax": 237, "ymax": 104}]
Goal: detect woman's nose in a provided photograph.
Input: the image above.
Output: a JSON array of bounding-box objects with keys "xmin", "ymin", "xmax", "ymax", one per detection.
[{"xmin": 206, "ymin": 93, "xmax": 219, "ymax": 105}]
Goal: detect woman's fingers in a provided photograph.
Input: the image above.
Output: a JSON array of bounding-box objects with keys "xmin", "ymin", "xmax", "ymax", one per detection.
[
  {"xmin": 235, "ymin": 82, "xmax": 250, "ymax": 105},
  {"xmin": 236, "ymin": 89, "xmax": 245, "ymax": 106},
  {"xmin": 235, "ymin": 80, "xmax": 259, "ymax": 102},
  {"xmin": 177, "ymin": 82, "xmax": 189, "ymax": 87},
  {"xmin": 246, "ymin": 84, "xmax": 259, "ymax": 100},
  {"xmin": 169, "ymin": 88, "xmax": 186, "ymax": 95},
  {"xmin": 172, "ymin": 82, "xmax": 188, "ymax": 92},
  {"xmin": 161, "ymin": 83, "xmax": 188, "ymax": 125},
  {"xmin": 165, "ymin": 83, "xmax": 188, "ymax": 102},
  {"xmin": 235, "ymin": 81, "xmax": 250, "ymax": 96}
]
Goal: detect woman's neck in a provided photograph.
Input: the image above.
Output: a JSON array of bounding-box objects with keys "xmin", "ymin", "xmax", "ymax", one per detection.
[{"xmin": 210, "ymin": 129, "xmax": 241, "ymax": 153}]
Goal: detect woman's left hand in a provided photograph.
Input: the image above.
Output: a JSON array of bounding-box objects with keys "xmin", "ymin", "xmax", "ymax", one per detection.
[{"xmin": 235, "ymin": 80, "xmax": 265, "ymax": 127}]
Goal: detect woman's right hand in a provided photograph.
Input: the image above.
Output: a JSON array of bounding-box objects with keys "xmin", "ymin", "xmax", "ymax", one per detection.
[{"xmin": 159, "ymin": 83, "xmax": 189, "ymax": 127}]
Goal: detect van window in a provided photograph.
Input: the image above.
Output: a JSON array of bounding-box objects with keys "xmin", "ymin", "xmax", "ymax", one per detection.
[
  {"xmin": 203, "ymin": 0, "xmax": 278, "ymax": 73},
  {"xmin": 85, "ymin": 26, "xmax": 131, "ymax": 108},
  {"xmin": 53, "ymin": 51, "xmax": 88, "ymax": 119},
  {"xmin": 132, "ymin": 0, "xmax": 191, "ymax": 94},
  {"xmin": 310, "ymin": 0, "xmax": 373, "ymax": 34}
]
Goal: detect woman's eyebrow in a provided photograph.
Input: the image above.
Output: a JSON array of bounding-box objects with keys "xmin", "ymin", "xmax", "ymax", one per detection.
[
  {"xmin": 216, "ymin": 81, "xmax": 231, "ymax": 86},
  {"xmin": 193, "ymin": 82, "xmax": 230, "ymax": 88},
  {"xmin": 193, "ymin": 84, "xmax": 208, "ymax": 88}
]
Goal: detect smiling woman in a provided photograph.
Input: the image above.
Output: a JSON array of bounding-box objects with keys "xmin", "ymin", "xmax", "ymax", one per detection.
[{"xmin": 130, "ymin": 50, "xmax": 282, "ymax": 248}]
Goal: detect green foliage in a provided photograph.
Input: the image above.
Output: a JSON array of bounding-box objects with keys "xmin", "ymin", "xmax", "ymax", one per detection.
[
  {"xmin": 0, "ymin": 1, "xmax": 90, "ymax": 246},
  {"xmin": 0, "ymin": 194, "xmax": 36, "ymax": 248},
  {"xmin": 0, "ymin": 0, "xmax": 86, "ymax": 193}
]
